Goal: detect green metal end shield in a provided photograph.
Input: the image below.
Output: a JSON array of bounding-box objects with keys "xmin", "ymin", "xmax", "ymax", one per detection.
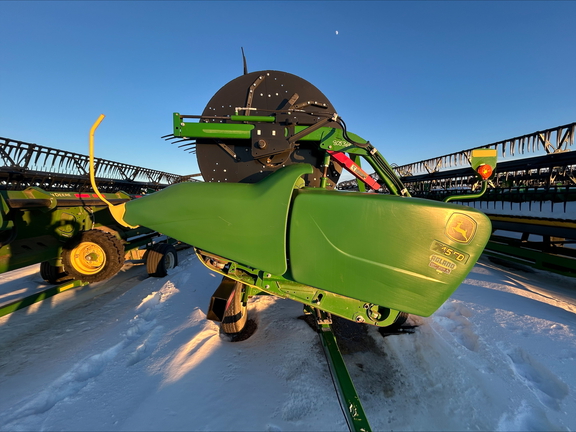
[{"xmin": 123, "ymin": 164, "xmax": 313, "ymax": 276}]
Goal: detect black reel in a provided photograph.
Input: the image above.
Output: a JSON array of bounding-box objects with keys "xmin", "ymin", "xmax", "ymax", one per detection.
[{"xmin": 196, "ymin": 70, "xmax": 343, "ymax": 187}]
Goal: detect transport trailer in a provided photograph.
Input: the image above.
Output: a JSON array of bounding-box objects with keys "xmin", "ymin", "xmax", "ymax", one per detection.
[
  {"xmin": 0, "ymin": 135, "xmax": 190, "ymax": 284},
  {"xmin": 0, "ymin": 188, "xmax": 179, "ymax": 284}
]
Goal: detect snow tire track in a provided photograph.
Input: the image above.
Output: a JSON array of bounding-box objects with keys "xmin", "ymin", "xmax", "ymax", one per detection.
[
  {"xmin": 504, "ymin": 345, "xmax": 569, "ymax": 411},
  {"xmin": 0, "ymin": 277, "xmax": 179, "ymax": 430}
]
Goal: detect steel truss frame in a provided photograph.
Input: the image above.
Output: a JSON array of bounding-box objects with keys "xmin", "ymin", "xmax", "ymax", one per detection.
[
  {"xmin": 394, "ymin": 122, "xmax": 575, "ymax": 177},
  {"xmin": 0, "ymin": 136, "xmax": 188, "ymax": 193}
]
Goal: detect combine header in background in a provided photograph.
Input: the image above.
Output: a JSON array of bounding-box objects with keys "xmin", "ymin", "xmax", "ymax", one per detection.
[
  {"xmin": 391, "ymin": 122, "xmax": 575, "ymax": 203},
  {"xmin": 0, "ymin": 136, "xmax": 193, "ymax": 194}
]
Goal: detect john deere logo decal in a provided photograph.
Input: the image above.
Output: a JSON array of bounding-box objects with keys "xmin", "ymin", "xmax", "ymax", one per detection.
[{"xmin": 446, "ymin": 213, "xmax": 477, "ymax": 244}]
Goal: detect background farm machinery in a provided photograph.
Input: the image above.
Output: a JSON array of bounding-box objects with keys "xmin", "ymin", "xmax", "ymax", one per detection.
[{"xmin": 0, "ymin": 137, "xmax": 191, "ymax": 285}]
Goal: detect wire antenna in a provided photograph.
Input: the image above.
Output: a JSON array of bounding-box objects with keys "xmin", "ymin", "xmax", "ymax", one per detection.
[{"xmin": 241, "ymin": 47, "xmax": 248, "ymax": 75}]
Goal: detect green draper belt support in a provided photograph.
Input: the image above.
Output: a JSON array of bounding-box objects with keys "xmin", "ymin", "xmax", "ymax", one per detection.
[{"xmin": 0, "ymin": 280, "xmax": 89, "ymax": 318}]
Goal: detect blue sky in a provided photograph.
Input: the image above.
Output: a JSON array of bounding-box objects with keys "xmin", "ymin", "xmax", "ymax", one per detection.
[{"xmin": 1, "ymin": 1, "xmax": 575, "ymax": 177}]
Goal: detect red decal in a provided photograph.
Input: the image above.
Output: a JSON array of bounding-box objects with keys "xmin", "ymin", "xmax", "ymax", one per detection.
[{"xmin": 327, "ymin": 151, "xmax": 380, "ymax": 190}]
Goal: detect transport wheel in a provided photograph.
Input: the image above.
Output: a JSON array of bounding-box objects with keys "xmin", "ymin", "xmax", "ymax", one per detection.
[
  {"xmin": 393, "ymin": 311, "xmax": 409, "ymax": 327},
  {"xmin": 221, "ymin": 280, "xmax": 248, "ymax": 335},
  {"xmin": 62, "ymin": 230, "xmax": 125, "ymax": 283},
  {"xmin": 40, "ymin": 261, "xmax": 71, "ymax": 284},
  {"xmin": 378, "ymin": 311, "xmax": 415, "ymax": 337},
  {"xmin": 146, "ymin": 243, "xmax": 178, "ymax": 277}
]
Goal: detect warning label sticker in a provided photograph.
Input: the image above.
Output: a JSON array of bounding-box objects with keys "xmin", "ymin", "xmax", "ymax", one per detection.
[{"xmin": 429, "ymin": 254, "xmax": 456, "ymax": 274}]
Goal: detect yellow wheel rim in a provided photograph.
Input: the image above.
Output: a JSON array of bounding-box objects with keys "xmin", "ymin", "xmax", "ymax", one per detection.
[{"xmin": 70, "ymin": 241, "xmax": 106, "ymax": 275}]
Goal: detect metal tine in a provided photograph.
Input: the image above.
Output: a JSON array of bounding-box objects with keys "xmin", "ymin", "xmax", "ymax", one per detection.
[
  {"xmin": 12, "ymin": 149, "xmax": 22, "ymax": 167},
  {"xmin": 41, "ymin": 149, "xmax": 50, "ymax": 167},
  {"xmin": 558, "ymin": 127, "xmax": 571, "ymax": 148},
  {"xmin": 436, "ymin": 158, "xmax": 442, "ymax": 172},
  {"xmin": 161, "ymin": 134, "xmax": 174, "ymax": 139},
  {"xmin": 521, "ymin": 137, "xmax": 525, "ymax": 154},
  {"xmin": 49, "ymin": 152, "xmax": 59, "ymax": 170},
  {"xmin": 51, "ymin": 159, "xmax": 61, "ymax": 173},
  {"xmin": 57, "ymin": 153, "xmax": 69, "ymax": 170},
  {"xmin": 65, "ymin": 157, "xmax": 75, "ymax": 172},
  {"xmin": 33, "ymin": 147, "xmax": 44, "ymax": 165},
  {"xmin": 10, "ymin": 145, "xmax": 19, "ymax": 160},
  {"xmin": 40, "ymin": 149, "xmax": 51, "ymax": 168},
  {"xmin": 15, "ymin": 147, "xmax": 26, "ymax": 165},
  {"xmin": 178, "ymin": 143, "xmax": 196, "ymax": 149},
  {"xmin": 171, "ymin": 139, "xmax": 195, "ymax": 145}
]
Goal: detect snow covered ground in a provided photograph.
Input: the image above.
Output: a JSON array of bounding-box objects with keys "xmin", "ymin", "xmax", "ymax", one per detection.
[{"xmin": 0, "ymin": 249, "xmax": 575, "ymax": 431}]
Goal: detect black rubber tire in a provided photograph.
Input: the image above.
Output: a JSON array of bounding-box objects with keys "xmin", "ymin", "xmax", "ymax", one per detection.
[
  {"xmin": 221, "ymin": 281, "xmax": 248, "ymax": 335},
  {"xmin": 146, "ymin": 243, "xmax": 178, "ymax": 277},
  {"xmin": 391, "ymin": 311, "xmax": 409, "ymax": 328},
  {"xmin": 40, "ymin": 261, "xmax": 71, "ymax": 284},
  {"xmin": 62, "ymin": 230, "xmax": 125, "ymax": 283}
]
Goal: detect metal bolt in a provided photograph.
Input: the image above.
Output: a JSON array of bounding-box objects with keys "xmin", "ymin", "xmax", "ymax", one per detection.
[
  {"xmin": 355, "ymin": 316, "xmax": 365, "ymax": 323},
  {"xmin": 266, "ymin": 273, "xmax": 271, "ymax": 278},
  {"xmin": 257, "ymin": 139, "xmax": 267, "ymax": 149},
  {"xmin": 265, "ymin": 285, "xmax": 270, "ymax": 289}
]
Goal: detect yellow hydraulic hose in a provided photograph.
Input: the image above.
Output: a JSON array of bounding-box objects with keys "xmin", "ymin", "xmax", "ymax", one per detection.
[{"xmin": 89, "ymin": 114, "xmax": 138, "ymax": 228}]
